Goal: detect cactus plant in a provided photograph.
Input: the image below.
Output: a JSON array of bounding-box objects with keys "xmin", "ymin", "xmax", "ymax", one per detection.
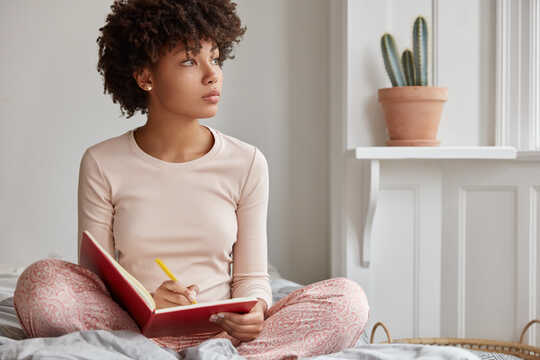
[
  {"xmin": 401, "ymin": 49, "xmax": 415, "ymax": 86},
  {"xmin": 381, "ymin": 33, "xmax": 406, "ymax": 87},
  {"xmin": 413, "ymin": 16, "xmax": 428, "ymax": 85},
  {"xmin": 381, "ymin": 15, "xmax": 429, "ymax": 87}
]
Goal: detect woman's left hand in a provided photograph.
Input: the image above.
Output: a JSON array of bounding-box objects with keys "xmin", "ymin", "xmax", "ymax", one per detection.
[{"xmin": 209, "ymin": 299, "xmax": 267, "ymax": 342}]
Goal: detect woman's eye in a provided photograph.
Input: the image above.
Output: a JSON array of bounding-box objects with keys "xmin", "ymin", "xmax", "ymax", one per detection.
[{"xmin": 181, "ymin": 58, "xmax": 220, "ymax": 66}]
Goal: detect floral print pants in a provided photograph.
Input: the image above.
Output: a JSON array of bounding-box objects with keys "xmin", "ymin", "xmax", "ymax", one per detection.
[{"xmin": 13, "ymin": 259, "xmax": 369, "ymax": 360}]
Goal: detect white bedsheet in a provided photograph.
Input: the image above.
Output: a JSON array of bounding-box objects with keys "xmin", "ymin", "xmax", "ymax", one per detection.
[
  {"xmin": 0, "ymin": 275, "xmax": 19, "ymax": 302},
  {"xmin": 0, "ymin": 267, "xmax": 519, "ymax": 360}
]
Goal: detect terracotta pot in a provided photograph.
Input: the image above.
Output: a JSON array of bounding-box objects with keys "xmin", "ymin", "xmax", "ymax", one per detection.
[{"xmin": 378, "ymin": 86, "xmax": 448, "ymax": 146}]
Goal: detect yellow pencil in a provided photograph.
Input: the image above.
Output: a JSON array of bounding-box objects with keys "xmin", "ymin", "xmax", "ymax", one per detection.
[{"xmin": 154, "ymin": 258, "xmax": 197, "ymax": 304}]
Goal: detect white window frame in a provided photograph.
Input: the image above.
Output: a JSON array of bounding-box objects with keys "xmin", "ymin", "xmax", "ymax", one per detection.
[{"xmin": 496, "ymin": 0, "xmax": 540, "ymax": 150}]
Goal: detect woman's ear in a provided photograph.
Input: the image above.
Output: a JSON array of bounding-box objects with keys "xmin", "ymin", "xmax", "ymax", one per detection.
[{"xmin": 133, "ymin": 67, "xmax": 152, "ymax": 90}]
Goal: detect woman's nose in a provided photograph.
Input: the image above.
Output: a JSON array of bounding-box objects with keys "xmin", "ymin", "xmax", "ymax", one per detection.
[
  {"xmin": 205, "ymin": 73, "xmax": 218, "ymax": 85},
  {"xmin": 202, "ymin": 63, "xmax": 219, "ymax": 84}
]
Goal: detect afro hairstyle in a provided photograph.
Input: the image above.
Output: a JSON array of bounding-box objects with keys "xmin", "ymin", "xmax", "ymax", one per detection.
[{"xmin": 96, "ymin": 0, "xmax": 246, "ymax": 118}]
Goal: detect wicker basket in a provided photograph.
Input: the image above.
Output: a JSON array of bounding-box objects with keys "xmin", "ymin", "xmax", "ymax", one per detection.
[{"xmin": 369, "ymin": 320, "xmax": 540, "ymax": 359}]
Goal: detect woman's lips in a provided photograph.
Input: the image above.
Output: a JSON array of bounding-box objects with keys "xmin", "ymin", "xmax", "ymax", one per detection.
[{"xmin": 202, "ymin": 95, "xmax": 219, "ymax": 104}]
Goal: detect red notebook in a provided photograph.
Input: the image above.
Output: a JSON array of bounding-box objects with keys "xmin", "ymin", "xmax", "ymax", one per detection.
[{"xmin": 79, "ymin": 230, "xmax": 258, "ymax": 338}]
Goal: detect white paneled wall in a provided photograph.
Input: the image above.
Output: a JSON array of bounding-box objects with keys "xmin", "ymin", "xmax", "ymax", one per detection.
[
  {"xmin": 330, "ymin": 0, "xmax": 540, "ymax": 345},
  {"xmin": 371, "ymin": 161, "xmax": 442, "ymax": 339},
  {"xmin": 437, "ymin": 0, "xmax": 496, "ymax": 146},
  {"xmin": 344, "ymin": 158, "xmax": 540, "ymax": 342},
  {"xmin": 441, "ymin": 160, "xmax": 540, "ymax": 343}
]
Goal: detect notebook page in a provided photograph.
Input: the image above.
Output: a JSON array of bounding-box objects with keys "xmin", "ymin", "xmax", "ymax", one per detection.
[{"xmin": 155, "ymin": 296, "xmax": 257, "ymax": 314}]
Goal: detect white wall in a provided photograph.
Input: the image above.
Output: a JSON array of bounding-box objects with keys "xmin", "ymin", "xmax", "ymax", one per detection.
[
  {"xmin": 347, "ymin": 0, "xmax": 496, "ymax": 148},
  {"xmin": 0, "ymin": 0, "xmax": 330, "ymax": 285},
  {"xmin": 331, "ymin": 0, "xmax": 540, "ymax": 343}
]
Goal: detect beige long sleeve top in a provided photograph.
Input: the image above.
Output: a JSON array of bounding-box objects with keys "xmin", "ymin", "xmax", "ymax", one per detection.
[{"xmin": 77, "ymin": 125, "xmax": 272, "ymax": 310}]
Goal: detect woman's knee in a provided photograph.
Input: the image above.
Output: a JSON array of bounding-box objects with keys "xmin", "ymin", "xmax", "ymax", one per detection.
[
  {"xmin": 306, "ymin": 277, "xmax": 370, "ymax": 349},
  {"xmin": 336, "ymin": 277, "xmax": 369, "ymax": 304},
  {"xmin": 15, "ymin": 258, "xmax": 107, "ymax": 297},
  {"xmin": 15, "ymin": 258, "xmax": 65, "ymax": 297},
  {"xmin": 321, "ymin": 277, "xmax": 370, "ymax": 320},
  {"xmin": 14, "ymin": 259, "xmax": 70, "ymax": 336},
  {"xmin": 14, "ymin": 257, "xmax": 140, "ymax": 337},
  {"xmin": 14, "ymin": 258, "xmax": 111, "ymax": 312},
  {"xmin": 333, "ymin": 277, "xmax": 368, "ymax": 297}
]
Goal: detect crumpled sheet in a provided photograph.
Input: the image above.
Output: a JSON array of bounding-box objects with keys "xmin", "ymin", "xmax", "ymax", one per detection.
[
  {"xmin": 0, "ymin": 330, "xmax": 485, "ymax": 360},
  {"xmin": 182, "ymin": 340, "xmax": 485, "ymax": 360},
  {"xmin": 0, "ymin": 328, "xmax": 247, "ymax": 360},
  {"xmin": 0, "ymin": 329, "xmax": 180, "ymax": 360},
  {"xmin": 0, "ymin": 275, "xmax": 492, "ymax": 360},
  {"xmin": 302, "ymin": 343, "xmax": 482, "ymax": 360}
]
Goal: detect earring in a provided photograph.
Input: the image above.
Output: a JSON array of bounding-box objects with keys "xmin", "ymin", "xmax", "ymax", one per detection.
[{"xmin": 139, "ymin": 83, "xmax": 152, "ymax": 91}]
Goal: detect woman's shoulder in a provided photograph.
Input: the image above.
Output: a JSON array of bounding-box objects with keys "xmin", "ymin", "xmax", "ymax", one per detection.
[
  {"xmin": 79, "ymin": 130, "xmax": 131, "ymax": 172},
  {"xmin": 216, "ymin": 130, "xmax": 268, "ymax": 185},
  {"xmin": 82, "ymin": 130, "xmax": 131, "ymax": 161},
  {"xmin": 216, "ymin": 128, "xmax": 266, "ymax": 162}
]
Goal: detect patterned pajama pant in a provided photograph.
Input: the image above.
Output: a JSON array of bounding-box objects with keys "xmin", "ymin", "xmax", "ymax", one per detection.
[{"xmin": 13, "ymin": 259, "xmax": 370, "ymax": 360}]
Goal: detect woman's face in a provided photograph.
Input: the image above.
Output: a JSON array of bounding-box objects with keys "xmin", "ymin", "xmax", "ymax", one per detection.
[{"xmin": 137, "ymin": 39, "xmax": 223, "ymax": 120}]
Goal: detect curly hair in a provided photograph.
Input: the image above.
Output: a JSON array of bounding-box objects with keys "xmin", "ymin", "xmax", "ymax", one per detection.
[{"xmin": 96, "ymin": 0, "xmax": 246, "ymax": 118}]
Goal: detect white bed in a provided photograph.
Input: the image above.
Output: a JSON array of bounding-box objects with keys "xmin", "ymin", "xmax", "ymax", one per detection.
[{"xmin": 0, "ymin": 263, "xmax": 520, "ymax": 359}]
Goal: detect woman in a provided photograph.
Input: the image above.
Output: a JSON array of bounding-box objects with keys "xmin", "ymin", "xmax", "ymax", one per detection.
[{"xmin": 13, "ymin": 0, "xmax": 370, "ymax": 358}]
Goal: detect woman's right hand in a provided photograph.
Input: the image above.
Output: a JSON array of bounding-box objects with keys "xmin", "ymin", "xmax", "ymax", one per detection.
[{"xmin": 152, "ymin": 280, "xmax": 199, "ymax": 309}]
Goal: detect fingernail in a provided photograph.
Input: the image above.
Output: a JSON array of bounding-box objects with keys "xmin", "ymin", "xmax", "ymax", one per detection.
[
  {"xmin": 209, "ymin": 315, "xmax": 217, "ymax": 322},
  {"xmin": 217, "ymin": 313, "xmax": 224, "ymax": 319}
]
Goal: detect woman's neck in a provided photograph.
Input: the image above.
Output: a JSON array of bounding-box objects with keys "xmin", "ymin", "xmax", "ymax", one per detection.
[{"xmin": 133, "ymin": 120, "xmax": 214, "ymax": 163}]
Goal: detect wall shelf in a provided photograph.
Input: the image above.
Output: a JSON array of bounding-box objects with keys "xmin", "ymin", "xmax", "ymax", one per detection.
[
  {"xmin": 355, "ymin": 145, "xmax": 540, "ymax": 268},
  {"xmin": 355, "ymin": 146, "xmax": 517, "ymax": 160}
]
